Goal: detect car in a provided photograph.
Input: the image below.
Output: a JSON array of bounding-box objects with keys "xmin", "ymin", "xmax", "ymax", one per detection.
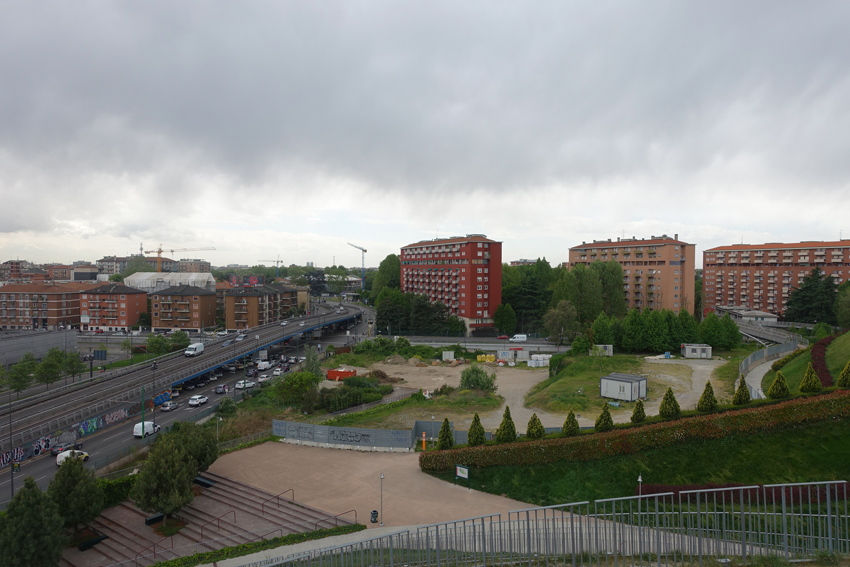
[
  {"xmin": 213, "ymin": 370, "xmax": 223, "ymax": 378},
  {"xmin": 184, "ymin": 382, "xmax": 196, "ymax": 391},
  {"xmin": 56, "ymin": 450, "xmax": 89, "ymax": 466},
  {"xmin": 497, "ymin": 335, "xmax": 509, "ymax": 340},
  {"xmin": 50, "ymin": 440, "xmax": 83, "ymax": 456},
  {"xmin": 188, "ymin": 395, "xmax": 208, "ymax": 406},
  {"xmin": 160, "ymin": 401, "xmax": 180, "ymax": 411},
  {"xmin": 257, "ymin": 374, "xmax": 269, "ymax": 383},
  {"xmin": 207, "ymin": 374, "xmax": 217, "ymax": 381},
  {"xmin": 226, "ymin": 365, "xmax": 236, "ymax": 373},
  {"xmin": 235, "ymin": 335, "xmax": 245, "ymax": 341},
  {"xmin": 235, "ymin": 380, "xmax": 256, "ymax": 389},
  {"xmin": 222, "ymin": 339, "xmax": 234, "ymax": 347},
  {"xmin": 216, "ymin": 331, "xmax": 228, "ymax": 337},
  {"xmin": 171, "ymin": 388, "xmax": 180, "ymax": 397},
  {"xmin": 93, "ymin": 329, "xmax": 104, "ymax": 334},
  {"xmin": 299, "ymin": 322, "xmax": 306, "ymax": 326},
  {"xmin": 273, "ymin": 368, "xmax": 281, "ymax": 376},
  {"xmin": 280, "ymin": 321, "xmax": 288, "ymax": 326},
  {"xmin": 214, "ymin": 384, "xmax": 229, "ymax": 394}
]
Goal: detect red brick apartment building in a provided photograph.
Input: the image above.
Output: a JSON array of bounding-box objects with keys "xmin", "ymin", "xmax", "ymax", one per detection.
[
  {"xmin": 223, "ymin": 285, "xmax": 301, "ymax": 331},
  {"xmin": 400, "ymin": 235, "xmax": 502, "ymax": 333},
  {"xmin": 80, "ymin": 284, "xmax": 148, "ymax": 332},
  {"xmin": 703, "ymin": 240, "xmax": 850, "ymax": 317},
  {"xmin": 151, "ymin": 285, "xmax": 217, "ymax": 333},
  {"xmin": 568, "ymin": 234, "xmax": 696, "ymax": 314},
  {"xmin": 0, "ymin": 282, "xmax": 92, "ymax": 330}
]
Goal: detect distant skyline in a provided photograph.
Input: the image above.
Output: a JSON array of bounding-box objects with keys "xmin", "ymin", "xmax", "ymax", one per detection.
[{"xmin": 1, "ymin": 2, "xmax": 848, "ymax": 270}]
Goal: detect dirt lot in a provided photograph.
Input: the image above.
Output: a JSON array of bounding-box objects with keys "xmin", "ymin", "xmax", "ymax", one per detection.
[{"xmin": 340, "ymin": 355, "xmax": 725, "ymax": 430}]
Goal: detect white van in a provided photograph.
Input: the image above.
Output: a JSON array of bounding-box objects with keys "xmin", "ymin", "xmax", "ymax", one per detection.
[
  {"xmin": 184, "ymin": 343, "xmax": 205, "ymax": 357},
  {"xmin": 257, "ymin": 360, "xmax": 271, "ymax": 371},
  {"xmin": 133, "ymin": 421, "xmax": 161, "ymax": 438},
  {"xmin": 509, "ymin": 334, "xmax": 528, "ymax": 343}
]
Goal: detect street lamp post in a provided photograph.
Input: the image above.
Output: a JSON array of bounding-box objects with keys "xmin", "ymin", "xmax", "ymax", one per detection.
[
  {"xmin": 8, "ymin": 388, "xmax": 13, "ymax": 499},
  {"xmin": 380, "ymin": 472, "xmax": 384, "ymax": 527},
  {"xmin": 638, "ymin": 474, "xmax": 643, "ymax": 497}
]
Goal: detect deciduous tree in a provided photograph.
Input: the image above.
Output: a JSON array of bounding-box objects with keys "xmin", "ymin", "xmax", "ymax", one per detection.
[
  {"xmin": 35, "ymin": 347, "xmax": 65, "ymax": 390},
  {"xmin": 131, "ymin": 435, "xmax": 195, "ymax": 526},
  {"xmin": 48, "ymin": 455, "xmax": 104, "ymax": 535},
  {"xmin": 0, "ymin": 476, "xmax": 65, "ymax": 567},
  {"xmin": 8, "ymin": 353, "xmax": 37, "ymax": 395},
  {"xmin": 543, "ymin": 300, "xmax": 580, "ymax": 345}
]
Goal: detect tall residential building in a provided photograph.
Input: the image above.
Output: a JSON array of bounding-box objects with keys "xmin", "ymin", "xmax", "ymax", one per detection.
[
  {"xmin": 703, "ymin": 240, "xmax": 850, "ymax": 316},
  {"xmin": 400, "ymin": 234, "xmax": 503, "ymax": 333},
  {"xmin": 151, "ymin": 285, "xmax": 217, "ymax": 333},
  {"xmin": 568, "ymin": 234, "xmax": 696, "ymax": 314},
  {"xmin": 223, "ymin": 284, "xmax": 302, "ymax": 331},
  {"xmin": 81, "ymin": 283, "xmax": 148, "ymax": 332}
]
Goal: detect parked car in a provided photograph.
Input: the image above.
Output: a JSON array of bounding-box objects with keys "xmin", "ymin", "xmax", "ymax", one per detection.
[
  {"xmin": 214, "ymin": 384, "xmax": 229, "ymax": 394},
  {"xmin": 171, "ymin": 388, "xmax": 180, "ymax": 397},
  {"xmin": 299, "ymin": 322, "xmax": 306, "ymax": 326},
  {"xmin": 235, "ymin": 380, "xmax": 256, "ymax": 389},
  {"xmin": 160, "ymin": 401, "xmax": 180, "ymax": 411},
  {"xmin": 188, "ymin": 395, "xmax": 208, "ymax": 406},
  {"xmin": 280, "ymin": 321, "xmax": 288, "ymax": 326},
  {"xmin": 50, "ymin": 441, "xmax": 83, "ymax": 456},
  {"xmin": 183, "ymin": 382, "xmax": 196, "ymax": 391},
  {"xmin": 235, "ymin": 334, "xmax": 245, "ymax": 341},
  {"xmin": 216, "ymin": 331, "xmax": 228, "ymax": 337},
  {"xmin": 226, "ymin": 365, "xmax": 236, "ymax": 373},
  {"xmin": 56, "ymin": 450, "xmax": 89, "ymax": 466}
]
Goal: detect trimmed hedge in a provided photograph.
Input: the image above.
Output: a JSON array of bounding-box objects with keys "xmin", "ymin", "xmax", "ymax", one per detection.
[
  {"xmin": 419, "ymin": 390, "xmax": 850, "ymax": 471},
  {"xmin": 99, "ymin": 475, "xmax": 137, "ymax": 509},
  {"xmin": 771, "ymin": 347, "xmax": 809, "ymax": 372},
  {"xmin": 150, "ymin": 524, "xmax": 365, "ymax": 567}
]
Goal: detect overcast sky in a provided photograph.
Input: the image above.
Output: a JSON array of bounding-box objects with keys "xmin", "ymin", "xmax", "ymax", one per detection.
[{"xmin": 1, "ymin": 1, "xmax": 848, "ymax": 270}]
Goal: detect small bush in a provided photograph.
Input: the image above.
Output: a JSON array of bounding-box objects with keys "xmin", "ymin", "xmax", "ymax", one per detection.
[
  {"xmin": 659, "ymin": 387, "xmax": 681, "ymax": 419},
  {"xmin": 437, "ymin": 418, "xmax": 454, "ymax": 450},
  {"xmin": 468, "ymin": 413, "xmax": 485, "ymax": 447},
  {"xmin": 838, "ymin": 360, "xmax": 850, "ymax": 388},
  {"xmin": 459, "ymin": 365, "xmax": 497, "ymax": 392},
  {"xmin": 562, "ymin": 410, "xmax": 580, "ymax": 436},
  {"xmin": 570, "ymin": 335, "xmax": 593, "ymax": 356},
  {"xmin": 217, "ymin": 397, "xmax": 237, "ymax": 417},
  {"xmin": 98, "ymin": 476, "xmax": 137, "ymax": 509},
  {"xmin": 799, "ymin": 362, "xmax": 823, "ymax": 393},
  {"xmin": 494, "ymin": 406, "xmax": 517, "ymax": 443},
  {"xmin": 343, "ymin": 375, "xmax": 379, "ymax": 390},
  {"xmin": 696, "ymin": 382, "xmax": 718, "ymax": 412},
  {"xmin": 595, "ymin": 405, "xmax": 614, "ymax": 432},
  {"xmin": 526, "ymin": 413, "xmax": 545, "ymax": 439},
  {"xmin": 767, "ymin": 371, "xmax": 790, "ymax": 399},
  {"xmin": 630, "ymin": 399, "xmax": 646, "ymax": 424},
  {"xmin": 733, "ymin": 379, "xmax": 751, "ymax": 405}
]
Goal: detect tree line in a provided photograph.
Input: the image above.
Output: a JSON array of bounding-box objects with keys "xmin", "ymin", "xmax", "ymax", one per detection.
[{"xmin": 0, "ymin": 348, "xmax": 87, "ymax": 395}]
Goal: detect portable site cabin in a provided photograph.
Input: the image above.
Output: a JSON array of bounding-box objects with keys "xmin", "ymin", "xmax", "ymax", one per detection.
[
  {"xmin": 599, "ymin": 373, "xmax": 647, "ymax": 402},
  {"xmin": 681, "ymin": 344, "xmax": 712, "ymax": 359},
  {"xmin": 589, "ymin": 344, "xmax": 614, "ymax": 357}
]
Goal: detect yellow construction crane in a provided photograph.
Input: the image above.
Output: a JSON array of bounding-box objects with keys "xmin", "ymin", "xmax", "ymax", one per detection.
[
  {"xmin": 143, "ymin": 244, "xmax": 216, "ymax": 272},
  {"xmin": 260, "ymin": 255, "xmax": 283, "ymax": 278}
]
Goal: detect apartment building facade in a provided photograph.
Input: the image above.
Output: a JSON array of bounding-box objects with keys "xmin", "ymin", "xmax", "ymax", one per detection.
[
  {"xmin": 151, "ymin": 285, "xmax": 217, "ymax": 333},
  {"xmin": 81, "ymin": 284, "xmax": 148, "ymax": 331},
  {"xmin": 400, "ymin": 235, "xmax": 503, "ymax": 332},
  {"xmin": 703, "ymin": 240, "xmax": 850, "ymax": 317},
  {"xmin": 177, "ymin": 258, "xmax": 211, "ymax": 273},
  {"xmin": 223, "ymin": 285, "xmax": 302, "ymax": 331},
  {"xmin": 0, "ymin": 283, "xmax": 89, "ymax": 330},
  {"xmin": 568, "ymin": 234, "xmax": 696, "ymax": 314}
]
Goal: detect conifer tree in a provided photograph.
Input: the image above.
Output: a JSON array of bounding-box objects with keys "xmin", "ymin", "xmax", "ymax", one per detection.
[
  {"xmin": 595, "ymin": 405, "xmax": 614, "ymax": 432},
  {"xmin": 732, "ymin": 378, "xmax": 751, "ymax": 405},
  {"xmin": 467, "ymin": 412, "xmax": 485, "ymax": 446},
  {"xmin": 494, "ymin": 406, "xmax": 517, "ymax": 443},
  {"xmin": 659, "ymin": 387, "xmax": 681, "ymax": 419},
  {"xmin": 799, "ymin": 362, "xmax": 822, "ymax": 393},
  {"xmin": 562, "ymin": 410, "xmax": 580, "ymax": 436},
  {"xmin": 630, "ymin": 399, "xmax": 646, "ymax": 423},
  {"xmin": 838, "ymin": 360, "xmax": 850, "ymax": 388},
  {"xmin": 437, "ymin": 418, "xmax": 454, "ymax": 450},
  {"xmin": 526, "ymin": 413, "xmax": 545, "ymax": 439},
  {"xmin": 766, "ymin": 370, "xmax": 790, "ymax": 399},
  {"xmin": 696, "ymin": 381, "xmax": 718, "ymax": 412}
]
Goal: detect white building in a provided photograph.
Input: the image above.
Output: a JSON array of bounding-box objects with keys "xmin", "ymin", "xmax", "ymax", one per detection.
[
  {"xmin": 600, "ymin": 373, "xmax": 646, "ymax": 402},
  {"xmin": 124, "ymin": 272, "xmax": 216, "ymax": 294}
]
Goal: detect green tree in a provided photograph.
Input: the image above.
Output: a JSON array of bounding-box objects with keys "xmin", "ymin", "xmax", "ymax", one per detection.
[
  {"xmin": 620, "ymin": 309, "xmax": 647, "ymax": 353},
  {"xmin": 696, "ymin": 381, "xmax": 718, "ymax": 412},
  {"xmin": 767, "ymin": 370, "xmax": 791, "ymax": 399},
  {"xmin": 784, "ymin": 267, "xmax": 839, "ymax": 325},
  {"xmin": 64, "ymin": 353, "xmax": 86, "ymax": 383},
  {"xmin": 0, "ymin": 476, "xmax": 65, "ymax": 567},
  {"xmin": 678, "ymin": 309, "xmax": 699, "ymax": 343},
  {"xmin": 562, "ymin": 410, "xmax": 580, "ymax": 436},
  {"xmin": 8, "ymin": 353, "xmax": 38, "ymax": 396},
  {"xmin": 48, "ymin": 455, "xmax": 104, "ymax": 535},
  {"xmin": 467, "ymin": 413, "xmax": 485, "ymax": 446},
  {"xmin": 437, "ymin": 418, "xmax": 454, "ymax": 450},
  {"xmin": 131, "ymin": 435, "xmax": 195, "ymax": 526},
  {"xmin": 168, "ymin": 330, "xmax": 191, "ymax": 351},
  {"xmin": 659, "ymin": 387, "xmax": 681, "ymax": 419},
  {"xmin": 595, "ymin": 405, "xmax": 614, "ymax": 432},
  {"xmin": 591, "ymin": 313, "xmax": 613, "ymax": 345},
  {"xmin": 836, "ymin": 360, "xmax": 850, "ymax": 388},
  {"xmin": 303, "ymin": 345, "xmax": 322, "ymax": 377},
  {"xmin": 371, "ymin": 254, "xmax": 401, "ymax": 300},
  {"xmin": 120, "ymin": 338, "xmax": 133, "ymax": 358},
  {"xmin": 146, "ymin": 334, "xmax": 168, "ymax": 357},
  {"xmin": 542, "ymin": 300, "xmax": 580, "ymax": 345},
  {"xmin": 719, "ymin": 314, "xmax": 741, "ymax": 349},
  {"xmin": 170, "ymin": 422, "xmax": 218, "ymax": 474},
  {"xmin": 217, "ymin": 396, "xmax": 237, "ymax": 416},
  {"xmin": 732, "ymin": 379, "xmax": 751, "ymax": 405},
  {"xmin": 275, "ymin": 371, "xmax": 322, "ymax": 405},
  {"xmin": 644, "ymin": 309, "xmax": 670, "ymax": 353},
  {"xmin": 570, "ymin": 334, "xmax": 593, "ymax": 356},
  {"xmin": 590, "ymin": 261, "xmax": 628, "ymax": 318},
  {"xmin": 799, "ymin": 362, "xmax": 822, "ymax": 393},
  {"xmin": 494, "ymin": 406, "xmax": 517, "ymax": 443},
  {"xmin": 493, "ymin": 303, "xmax": 517, "ymax": 334},
  {"xmin": 121, "ymin": 255, "xmax": 155, "ymax": 279},
  {"xmin": 698, "ymin": 312, "xmax": 724, "ymax": 348},
  {"xmin": 35, "ymin": 347, "xmax": 65, "ymax": 390},
  {"xmin": 837, "ymin": 289, "xmax": 850, "ymax": 329},
  {"xmin": 526, "ymin": 413, "xmax": 545, "ymax": 439},
  {"xmin": 459, "ymin": 365, "xmax": 497, "ymax": 392},
  {"xmin": 137, "ymin": 311, "xmax": 151, "ymax": 328},
  {"xmin": 630, "ymin": 399, "xmax": 646, "ymax": 423},
  {"xmin": 664, "ymin": 309, "xmax": 685, "ymax": 352}
]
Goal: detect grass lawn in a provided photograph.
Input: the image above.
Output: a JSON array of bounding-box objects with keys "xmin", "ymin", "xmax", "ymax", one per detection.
[
  {"xmin": 427, "ymin": 418, "xmax": 850, "ymax": 505},
  {"xmin": 524, "ymin": 355, "xmax": 642, "ymax": 413},
  {"xmin": 825, "ymin": 331, "xmax": 850, "ymax": 381},
  {"xmin": 107, "ymin": 352, "xmax": 157, "ymax": 369},
  {"xmin": 762, "ymin": 348, "xmax": 813, "ymax": 392},
  {"xmin": 711, "ymin": 344, "xmax": 762, "ymax": 396}
]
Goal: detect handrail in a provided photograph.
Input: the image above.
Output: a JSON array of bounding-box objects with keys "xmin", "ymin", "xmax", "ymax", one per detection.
[
  {"xmin": 253, "ymin": 527, "xmax": 284, "ymax": 542},
  {"xmin": 314, "ymin": 509, "xmax": 357, "ymax": 530},
  {"xmin": 134, "ymin": 535, "xmax": 173, "ymax": 567},
  {"xmin": 200, "ymin": 509, "xmax": 236, "ymax": 538},
  {"xmin": 261, "ymin": 488, "xmax": 294, "ymax": 514}
]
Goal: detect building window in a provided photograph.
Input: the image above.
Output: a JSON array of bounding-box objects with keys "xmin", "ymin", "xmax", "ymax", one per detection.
[
  {"xmin": 120, "ymin": 311, "xmax": 126, "ymax": 316},
  {"xmin": 120, "ymin": 303, "xmax": 125, "ymax": 308},
  {"xmin": 120, "ymin": 295, "xmax": 126, "ymax": 300}
]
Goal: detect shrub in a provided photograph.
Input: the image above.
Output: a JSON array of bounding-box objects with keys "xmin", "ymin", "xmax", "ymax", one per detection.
[
  {"xmin": 459, "ymin": 365, "xmax": 497, "ymax": 392},
  {"xmin": 562, "ymin": 410, "xmax": 580, "ymax": 436},
  {"xmin": 659, "ymin": 387, "xmax": 681, "ymax": 419},
  {"xmin": 494, "ymin": 406, "xmax": 517, "ymax": 443},
  {"xmin": 595, "ymin": 405, "xmax": 614, "ymax": 432},
  {"xmin": 771, "ymin": 347, "xmax": 809, "ymax": 372},
  {"xmin": 570, "ymin": 335, "xmax": 593, "ymax": 356},
  {"xmin": 217, "ymin": 397, "xmax": 237, "ymax": 417},
  {"xmin": 343, "ymin": 376, "xmax": 379, "ymax": 390},
  {"xmin": 767, "ymin": 371, "xmax": 790, "ymax": 399},
  {"xmin": 630, "ymin": 399, "xmax": 646, "ymax": 423},
  {"xmin": 799, "ymin": 362, "xmax": 823, "ymax": 393},
  {"xmin": 838, "ymin": 361, "xmax": 850, "ymax": 388},
  {"xmin": 696, "ymin": 382, "xmax": 718, "ymax": 413},
  {"xmin": 733, "ymin": 379, "xmax": 751, "ymax": 405},
  {"xmin": 437, "ymin": 418, "xmax": 454, "ymax": 450},
  {"xmin": 98, "ymin": 476, "xmax": 137, "ymax": 509},
  {"xmin": 526, "ymin": 413, "xmax": 545, "ymax": 439},
  {"xmin": 468, "ymin": 413, "xmax": 485, "ymax": 446}
]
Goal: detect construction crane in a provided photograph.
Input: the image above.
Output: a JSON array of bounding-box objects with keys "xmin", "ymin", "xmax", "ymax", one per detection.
[
  {"xmin": 348, "ymin": 243, "xmax": 366, "ymax": 291},
  {"xmin": 260, "ymin": 255, "xmax": 283, "ymax": 278},
  {"xmin": 143, "ymin": 244, "xmax": 216, "ymax": 272}
]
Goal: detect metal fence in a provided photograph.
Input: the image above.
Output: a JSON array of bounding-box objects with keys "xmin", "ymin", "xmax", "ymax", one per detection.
[
  {"xmin": 259, "ymin": 480, "xmax": 849, "ymax": 567},
  {"xmin": 218, "ymin": 429, "xmax": 274, "ymax": 452},
  {"xmin": 738, "ymin": 341, "xmax": 802, "ymax": 400}
]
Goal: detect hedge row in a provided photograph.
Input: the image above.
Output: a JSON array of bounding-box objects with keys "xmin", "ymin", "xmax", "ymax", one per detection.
[
  {"xmin": 419, "ymin": 390, "xmax": 850, "ymax": 471},
  {"xmin": 150, "ymin": 524, "xmax": 365, "ymax": 567},
  {"xmin": 98, "ymin": 475, "xmax": 137, "ymax": 509},
  {"xmin": 771, "ymin": 347, "xmax": 809, "ymax": 372}
]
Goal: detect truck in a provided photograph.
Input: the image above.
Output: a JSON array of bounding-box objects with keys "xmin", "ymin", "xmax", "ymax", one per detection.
[
  {"xmin": 258, "ymin": 349, "xmax": 268, "ymax": 361},
  {"xmin": 184, "ymin": 343, "xmax": 205, "ymax": 356}
]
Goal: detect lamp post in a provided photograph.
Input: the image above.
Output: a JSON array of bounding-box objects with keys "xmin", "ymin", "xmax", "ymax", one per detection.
[
  {"xmin": 380, "ymin": 472, "xmax": 384, "ymax": 527},
  {"xmin": 8, "ymin": 388, "xmax": 13, "ymax": 499},
  {"xmin": 217, "ymin": 417, "xmax": 222, "ymax": 442},
  {"xmin": 638, "ymin": 474, "xmax": 643, "ymax": 497},
  {"xmin": 431, "ymin": 415, "xmax": 435, "ymax": 446}
]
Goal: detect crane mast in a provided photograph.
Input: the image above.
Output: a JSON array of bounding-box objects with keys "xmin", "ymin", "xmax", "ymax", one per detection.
[{"xmin": 347, "ymin": 243, "xmax": 367, "ymax": 291}]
